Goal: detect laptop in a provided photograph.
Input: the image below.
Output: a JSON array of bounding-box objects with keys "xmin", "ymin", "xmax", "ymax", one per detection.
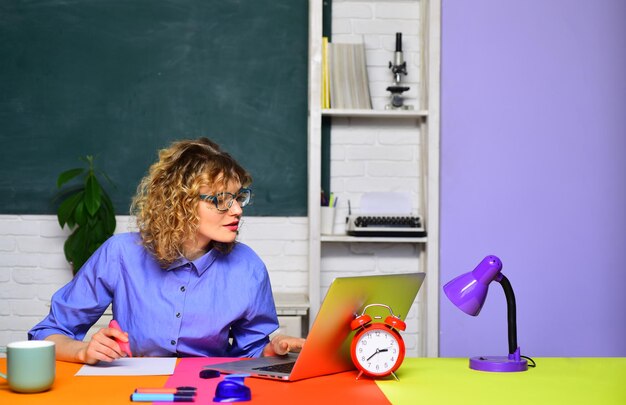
[{"xmin": 209, "ymin": 272, "xmax": 425, "ymax": 381}]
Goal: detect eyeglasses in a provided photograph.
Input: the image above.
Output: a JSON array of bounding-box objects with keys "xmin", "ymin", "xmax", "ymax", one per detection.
[{"xmin": 199, "ymin": 188, "xmax": 252, "ymax": 212}]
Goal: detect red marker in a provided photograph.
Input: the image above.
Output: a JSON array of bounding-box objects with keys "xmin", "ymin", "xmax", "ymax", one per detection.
[{"xmin": 108, "ymin": 319, "xmax": 133, "ymax": 357}]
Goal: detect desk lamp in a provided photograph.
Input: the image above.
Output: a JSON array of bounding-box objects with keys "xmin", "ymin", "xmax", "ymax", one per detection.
[{"xmin": 443, "ymin": 255, "xmax": 528, "ymax": 372}]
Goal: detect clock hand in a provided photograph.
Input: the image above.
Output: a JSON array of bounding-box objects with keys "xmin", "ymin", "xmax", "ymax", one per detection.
[
  {"xmin": 367, "ymin": 348, "xmax": 381, "ymax": 361},
  {"xmin": 366, "ymin": 347, "xmax": 389, "ymax": 361}
]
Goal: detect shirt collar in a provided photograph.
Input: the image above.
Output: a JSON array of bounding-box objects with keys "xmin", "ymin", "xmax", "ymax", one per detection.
[{"xmin": 165, "ymin": 249, "xmax": 219, "ymax": 275}]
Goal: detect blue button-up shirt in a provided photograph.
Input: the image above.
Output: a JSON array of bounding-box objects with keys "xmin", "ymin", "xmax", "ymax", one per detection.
[{"xmin": 29, "ymin": 233, "xmax": 278, "ymax": 358}]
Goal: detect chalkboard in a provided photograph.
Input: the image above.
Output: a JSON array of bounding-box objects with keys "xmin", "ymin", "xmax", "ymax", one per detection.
[{"xmin": 0, "ymin": 0, "xmax": 308, "ymax": 216}]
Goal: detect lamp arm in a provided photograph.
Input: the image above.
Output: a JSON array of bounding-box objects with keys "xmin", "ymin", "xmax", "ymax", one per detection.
[{"xmin": 496, "ymin": 274, "xmax": 518, "ymax": 355}]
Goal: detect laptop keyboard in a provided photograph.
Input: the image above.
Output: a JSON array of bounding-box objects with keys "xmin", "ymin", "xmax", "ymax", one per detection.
[{"xmin": 252, "ymin": 362, "xmax": 295, "ymax": 374}]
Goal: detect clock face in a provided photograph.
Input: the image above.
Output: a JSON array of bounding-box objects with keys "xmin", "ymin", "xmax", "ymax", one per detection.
[{"xmin": 353, "ymin": 326, "xmax": 404, "ymax": 376}]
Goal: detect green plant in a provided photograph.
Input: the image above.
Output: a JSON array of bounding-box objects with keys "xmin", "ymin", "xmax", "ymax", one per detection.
[{"xmin": 56, "ymin": 155, "xmax": 116, "ymax": 275}]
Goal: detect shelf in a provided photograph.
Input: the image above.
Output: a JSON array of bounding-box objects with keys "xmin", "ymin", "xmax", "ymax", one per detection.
[
  {"xmin": 321, "ymin": 235, "xmax": 427, "ymax": 244},
  {"xmin": 274, "ymin": 292, "xmax": 309, "ymax": 316},
  {"xmin": 322, "ymin": 109, "xmax": 428, "ymax": 118},
  {"xmin": 308, "ymin": 0, "xmax": 441, "ymax": 357}
]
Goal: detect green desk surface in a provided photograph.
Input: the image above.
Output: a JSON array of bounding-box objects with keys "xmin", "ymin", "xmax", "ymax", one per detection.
[{"xmin": 377, "ymin": 357, "xmax": 626, "ymax": 404}]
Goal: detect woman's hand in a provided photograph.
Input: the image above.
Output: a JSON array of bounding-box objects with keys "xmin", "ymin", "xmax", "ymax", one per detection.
[
  {"xmin": 262, "ymin": 334, "xmax": 306, "ymax": 357},
  {"xmin": 80, "ymin": 326, "xmax": 130, "ymax": 364},
  {"xmin": 45, "ymin": 326, "xmax": 130, "ymax": 364}
]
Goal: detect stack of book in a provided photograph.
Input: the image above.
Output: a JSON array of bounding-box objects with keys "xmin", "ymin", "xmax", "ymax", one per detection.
[{"xmin": 322, "ymin": 38, "xmax": 372, "ymax": 110}]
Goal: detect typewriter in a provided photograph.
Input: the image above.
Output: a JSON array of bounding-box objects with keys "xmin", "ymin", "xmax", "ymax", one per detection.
[{"xmin": 346, "ymin": 214, "xmax": 427, "ymax": 237}]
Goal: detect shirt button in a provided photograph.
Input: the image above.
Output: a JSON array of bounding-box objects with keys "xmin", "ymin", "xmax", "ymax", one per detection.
[
  {"xmin": 170, "ymin": 340, "xmax": 176, "ymax": 346},
  {"xmin": 180, "ymin": 286, "xmax": 186, "ymax": 292},
  {"xmin": 176, "ymin": 312, "xmax": 181, "ymax": 318}
]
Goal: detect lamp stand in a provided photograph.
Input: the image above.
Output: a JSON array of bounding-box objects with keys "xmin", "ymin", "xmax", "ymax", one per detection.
[{"xmin": 469, "ymin": 274, "xmax": 528, "ymax": 372}]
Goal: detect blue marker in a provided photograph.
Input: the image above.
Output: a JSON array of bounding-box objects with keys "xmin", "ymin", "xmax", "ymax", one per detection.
[{"xmin": 130, "ymin": 393, "xmax": 195, "ymax": 402}]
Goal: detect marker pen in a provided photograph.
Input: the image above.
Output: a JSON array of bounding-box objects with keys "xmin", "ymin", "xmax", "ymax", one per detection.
[
  {"xmin": 135, "ymin": 387, "xmax": 196, "ymax": 394},
  {"xmin": 108, "ymin": 319, "xmax": 133, "ymax": 357},
  {"xmin": 130, "ymin": 393, "xmax": 195, "ymax": 402}
]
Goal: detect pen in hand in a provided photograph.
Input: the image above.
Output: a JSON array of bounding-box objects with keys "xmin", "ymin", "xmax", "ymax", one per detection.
[{"xmin": 108, "ymin": 319, "xmax": 133, "ymax": 357}]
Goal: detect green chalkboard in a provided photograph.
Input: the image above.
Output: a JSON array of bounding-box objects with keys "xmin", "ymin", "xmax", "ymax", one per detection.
[{"xmin": 0, "ymin": 0, "xmax": 308, "ymax": 216}]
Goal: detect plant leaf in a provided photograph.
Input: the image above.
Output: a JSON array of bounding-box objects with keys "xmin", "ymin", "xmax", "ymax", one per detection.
[
  {"xmin": 74, "ymin": 201, "xmax": 87, "ymax": 226},
  {"xmin": 98, "ymin": 170, "xmax": 117, "ymax": 190},
  {"xmin": 56, "ymin": 154, "xmax": 116, "ymax": 274},
  {"xmin": 57, "ymin": 168, "xmax": 84, "ymax": 188},
  {"xmin": 92, "ymin": 220, "xmax": 105, "ymax": 245},
  {"xmin": 84, "ymin": 175, "xmax": 102, "ymax": 216},
  {"xmin": 64, "ymin": 226, "xmax": 85, "ymax": 265},
  {"xmin": 52, "ymin": 184, "xmax": 84, "ymax": 205},
  {"xmin": 100, "ymin": 192, "xmax": 117, "ymax": 234},
  {"xmin": 65, "ymin": 226, "xmax": 91, "ymax": 274},
  {"xmin": 57, "ymin": 191, "xmax": 83, "ymax": 228}
]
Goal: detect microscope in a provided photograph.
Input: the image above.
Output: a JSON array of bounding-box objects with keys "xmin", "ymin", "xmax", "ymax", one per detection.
[{"xmin": 386, "ymin": 32, "xmax": 413, "ymax": 110}]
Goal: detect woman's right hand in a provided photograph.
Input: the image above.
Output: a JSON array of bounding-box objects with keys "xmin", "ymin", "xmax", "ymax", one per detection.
[
  {"xmin": 44, "ymin": 327, "xmax": 130, "ymax": 365},
  {"xmin": 80, "ymin": 326, "xmax": 130, "ymax": 364}
]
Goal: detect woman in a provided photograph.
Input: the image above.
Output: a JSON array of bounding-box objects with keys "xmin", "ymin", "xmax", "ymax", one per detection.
[{"xmin": 29, "ymin": 138, "xmax": 304, "ymax": 364}]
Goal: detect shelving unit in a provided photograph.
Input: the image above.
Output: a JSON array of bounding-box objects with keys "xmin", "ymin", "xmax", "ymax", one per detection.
[{"xmin": 307, "ymin": 0, "xmax": 441, "ymax": 357}]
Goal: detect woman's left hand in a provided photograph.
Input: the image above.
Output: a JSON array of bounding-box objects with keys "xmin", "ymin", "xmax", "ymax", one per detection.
[{"xmin": 263, "ymin": 334, "xmax": 306, "ymax": 356}]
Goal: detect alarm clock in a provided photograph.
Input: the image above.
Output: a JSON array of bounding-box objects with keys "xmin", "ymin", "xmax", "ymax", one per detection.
[{"xmin": 350, "ymin": 303, "xmax": 406, "ymax": 380}]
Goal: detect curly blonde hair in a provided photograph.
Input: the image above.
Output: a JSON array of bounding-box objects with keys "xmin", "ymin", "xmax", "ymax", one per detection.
[{"xmin": 130, "ymin": 137, "xmax": 251, "ymax": 267}]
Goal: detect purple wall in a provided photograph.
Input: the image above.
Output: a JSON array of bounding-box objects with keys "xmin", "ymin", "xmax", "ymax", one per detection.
[{"xmin": 440, "ymin": 0, "xmax": 626, "ymax": 357}]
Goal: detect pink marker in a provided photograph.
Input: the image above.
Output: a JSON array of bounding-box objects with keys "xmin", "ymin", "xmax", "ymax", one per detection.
[{"xmin": 108, "ymin": 319, "xmax": 133, "ymax": 357}]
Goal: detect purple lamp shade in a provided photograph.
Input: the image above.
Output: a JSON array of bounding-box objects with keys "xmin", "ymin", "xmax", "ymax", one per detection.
[
  {"xmin": 443, "ymin": 255, "xmax": 502, "ymax": 316},
  {"xmin": 443, "ymin": 255, "xmax": 529, "ymax": 372}
]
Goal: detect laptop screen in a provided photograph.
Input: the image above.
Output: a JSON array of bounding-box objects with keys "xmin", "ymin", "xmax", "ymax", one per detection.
[{"xmin": 290, "ymin": 272, "xmax": 425, "ymax": 380}]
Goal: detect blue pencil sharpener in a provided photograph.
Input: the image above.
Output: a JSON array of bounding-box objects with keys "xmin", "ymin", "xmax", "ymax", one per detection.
[{"xmin": 213, "ymin": 374, "xmax": 251, "ymax": 403}]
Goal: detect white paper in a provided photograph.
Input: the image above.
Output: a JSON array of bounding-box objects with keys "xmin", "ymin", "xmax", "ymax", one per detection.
[
  {"xmin": 75, "ymin": 357, "xmax": 177, "ymax": 376},
  {"xmin": 360, "ymin": 191, "xmax": 412, "ymax": 215}
]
